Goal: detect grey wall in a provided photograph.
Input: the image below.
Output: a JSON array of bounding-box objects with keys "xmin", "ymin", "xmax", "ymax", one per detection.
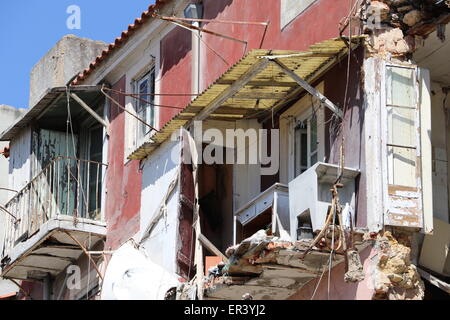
[{"xmin": 29, "ymin": 34, "xmax": 107, "ymax": 107}]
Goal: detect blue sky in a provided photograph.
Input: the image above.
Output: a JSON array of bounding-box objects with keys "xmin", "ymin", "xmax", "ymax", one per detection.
[{"xmin": 0, "ymin": 1, "xmax": 154, "ymax": 109}]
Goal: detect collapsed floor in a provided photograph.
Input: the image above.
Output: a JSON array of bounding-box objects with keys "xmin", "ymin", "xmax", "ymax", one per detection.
[{"xmin": 175, "ymin": 228, "xmax": 430, "ymax": 300}]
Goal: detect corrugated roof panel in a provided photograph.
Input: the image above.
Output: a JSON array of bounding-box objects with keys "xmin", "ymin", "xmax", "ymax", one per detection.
[{"xmin": 128, "ymin": 36, "xmax": 365, "ymax": 161}]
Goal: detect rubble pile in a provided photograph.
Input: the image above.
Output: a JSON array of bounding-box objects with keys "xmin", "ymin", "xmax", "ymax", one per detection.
[
  {"xmin": 368, "ymin": 0, "xmax": 449, "ymax": 30},
  {"xmin": 364, "ymin": 0, "xmax": 450, "ymax": 56},
  {"xmin": 372, "ymin": 231, "xmax": 425, "ymax": 300}
]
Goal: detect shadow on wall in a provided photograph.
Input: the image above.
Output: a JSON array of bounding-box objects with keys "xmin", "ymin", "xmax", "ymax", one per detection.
[
  {"xmin": 203, "ymin": 0, "xmax": 233, "ymax": 21},
  {"xmin": 160, "ymin": 28, "xmax": 192, "ymax": 78},
  {"xmin": 140, "ymin": 139, "xmax": 179, "ymax": 191},
  {"xmin": 160, "ymin": 0, "xmax": 234, "ymax": 78}
]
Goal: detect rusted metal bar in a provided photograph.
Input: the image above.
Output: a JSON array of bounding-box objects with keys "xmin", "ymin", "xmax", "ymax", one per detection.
[
  {"xmin": 158, "ymin": 15, "xmax": 247, "ymax": 45},
  {"xmin": 9, "ymin": 279, "xmax": 33, "ymax": 300},
  {"xmin": 0, "ymin": 187, "xmax": 19, "ymax": 193},
  {"xmin": 0, "ymin": 205, "xmax": 19, "ymax": 223},
  {"xmin": 62, "ymin": 231, "xmax": 104, "ymax": 281}
]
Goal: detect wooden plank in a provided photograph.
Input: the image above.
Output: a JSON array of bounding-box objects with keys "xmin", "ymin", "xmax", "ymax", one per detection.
[
  {"xmin": 270, "ymin": 59, "xmax": 343, "ymax": 118},
  {"xmin": 419, "ymin": 68, "xmax": 433, "ymax": 234},
  {"xmin": 70, "ymin": 93, "xmax": 109, "ymax": 129},
  {"xmin": 232, "ymin": 93, "xmax": 287, "ymax": 100},
  {"xmin": 195, "ymin": 59, "xmax": 271, "ymax": 121},
  {"xmin": 198, "ymin": 233, "xmax": 229, "ymax": 263},
  {"xmin": 417, "ymin": 267, "xmax": 450, "ymax": 294}
]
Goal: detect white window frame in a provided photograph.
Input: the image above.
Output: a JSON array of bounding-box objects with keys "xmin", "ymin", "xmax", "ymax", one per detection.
[
  {"xmin": 293, "ymin": 109, "xmax": 319, "ymax": 176},
  {"xmin": 378, "ymin": 61, "xmax": 433, "ymax": 233},
  {"xmin": 134, "ymin": 66, "xmax": 156, "ymax": 144},
  {"xmin": 280, "ymin": 82, "xmax": 325, "ymax": 182}
]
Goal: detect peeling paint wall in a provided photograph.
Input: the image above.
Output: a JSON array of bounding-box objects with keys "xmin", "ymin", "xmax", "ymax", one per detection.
[
  {"xmin": 0, "ymin": 105, "xmax": 26, "ymax": 296},
  {"xmin": 139, "ymin": 139, "xmax": 181, "ymax": 275},
  {"xmin": 8, "ymin": 127, "xmax": 32, "ymax": 196}
]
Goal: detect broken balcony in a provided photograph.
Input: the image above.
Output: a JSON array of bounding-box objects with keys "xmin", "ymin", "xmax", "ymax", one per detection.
[{"xmin": 1, "ymin": 156, "xmax": 107, "ymax": 281}]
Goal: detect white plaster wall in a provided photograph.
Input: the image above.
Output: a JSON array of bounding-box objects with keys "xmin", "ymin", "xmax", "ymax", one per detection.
[
  {"xmin": 430, "ymin": 83, "xmax": 449, "ymax": 223},
  {"xmin": 280, "ymin": 0, "xmax": 317, "ymax": 29},
  {"xmin": 8, "ymin": 127, "xmax": 32, "ymax": 195},
  {"xmin": 139, "ymin": 139, "xmax": 181, "ymax": 274},
  {"xmin": 0, "ymin": 105, "xmax": 26, "ymax": 296}
]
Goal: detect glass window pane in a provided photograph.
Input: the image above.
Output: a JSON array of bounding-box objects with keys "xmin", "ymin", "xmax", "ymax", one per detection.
[
  {"xmin": 294, "ymin": 123, "xmax": 308, "ymax": 177},
  {"xmin": 387, "ymin": 67, "xmax": 415, "ymax": 107},
  {"xmin": 310, "ymin": 116, "xmax": 317, "ymax": 153},
  {"xmin": 387, "ymin": 146, "xmax": 416, "ymax": 187},
  {"xmin": 301, "ymin": 132, "xmax": 308, "ymax": 168},
  {"xmin": 387, "ymin": 107, "xmax": 416, "ymax": 147}
]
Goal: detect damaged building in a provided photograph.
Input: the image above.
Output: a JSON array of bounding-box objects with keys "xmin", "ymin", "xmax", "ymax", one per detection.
[{"xmin": 1, "ymin": 0, "xmax": 450, "ymax": 300}]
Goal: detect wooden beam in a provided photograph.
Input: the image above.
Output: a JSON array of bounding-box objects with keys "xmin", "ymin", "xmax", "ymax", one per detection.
[
  {"xmin": 195, "ymin": 59, "xmax": 271, "ymax": 121},
  {"xmin": 70, "ymin": 93, "xmax": 109, "ymax": 129},
  {"xmin": 232, "ymin": 93, "xmax": 288, "ymax": 100},
  {"xmin": 217, "ymin": 80, "xmax": 297, "ymax": 87},
  {"xmin": 417, "ymin": 267, "xmax": 450, "ymax": 294},
  {"xmin": 198, "ymin": 233, "xmax": 229, "ymax": 263},
  {"xmin": 269, "ymin": 58, "xmax": 343, "ymax": 119}
]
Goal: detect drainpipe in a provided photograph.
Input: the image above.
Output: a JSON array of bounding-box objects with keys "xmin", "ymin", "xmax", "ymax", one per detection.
[{"xmin": 43, "ymin": 273, "xmax": 52, "ymax": 300}]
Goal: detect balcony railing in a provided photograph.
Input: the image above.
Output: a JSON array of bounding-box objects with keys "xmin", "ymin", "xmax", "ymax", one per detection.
[{"xmin": 2, "ymin": 156, "xmax": 107, "ymax": 257}]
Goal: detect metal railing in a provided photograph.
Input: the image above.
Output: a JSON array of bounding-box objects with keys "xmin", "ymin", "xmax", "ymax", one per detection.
[{"xmin": 2, "ymin": 156, "xmax": 107, "ymax": 258}]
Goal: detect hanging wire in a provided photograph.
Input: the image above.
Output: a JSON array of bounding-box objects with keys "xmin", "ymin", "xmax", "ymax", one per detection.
[
  {"xmin": 103, "ymin": 88, "xmax": 184, "ymax": 110},
  {"xmin": 101, "ymin": 85, "xmax": 159, "ymax": 134},
  {"xmin": 310, "ymin": 254, "xmax": 327, "ymax": 300}
]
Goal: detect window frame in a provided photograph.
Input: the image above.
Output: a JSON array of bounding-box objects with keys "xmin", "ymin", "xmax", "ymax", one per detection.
[
  {"xmin": 279, "ymin": 82, "xmax": 325, "ymax": 183},
  {"xmin": 134, "ymin": 66, "xmax": 156, "ymax": 144},
  {"xmin": 384, "ymin": 64, "xmax": 420, "ymax": 188}
]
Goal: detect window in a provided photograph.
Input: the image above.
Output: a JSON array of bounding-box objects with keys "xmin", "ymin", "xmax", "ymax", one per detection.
[
  {"xmin": 87, "ymin": 126, "xmax": 103, "ymax": 219},
  {"xmin": 280, "ymin": 0, "xmax": 317, "ymax": 29},
  {"xmin": 135, "ymin": 68, "xmax": 156, "ymax": 140},
  {"xmin": 385, "ymin": 66, "xmax": 418, "ymax": 188},
  {"xmin": 279, "ymin": 82, "xmax": 325, "ymax": 183},
  {"xmin": 294, "ymin": 113, "xmax": 318, "ymax": 176}
]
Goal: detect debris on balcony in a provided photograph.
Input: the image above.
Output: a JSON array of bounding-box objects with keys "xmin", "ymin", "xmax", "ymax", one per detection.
[{"xmin": 188, "ymin": 229, "xmax": 370, "ymax": 300}]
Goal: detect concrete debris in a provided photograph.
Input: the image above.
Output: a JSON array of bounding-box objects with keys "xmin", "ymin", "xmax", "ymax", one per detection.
[
  {"xmin": 370, "ymin": 1, "xmax": 391, "ymax": 21},
  {"xmin": 368, "ymin": 28, "xmax": 415, "ymax": 56},
  {"xmin": 242, "ymin": 293, "xmax": 253, "ymax": 300},
  {"xmin": 200, "ymin": 229, "xmax": 370, "ymax": 300},
  {"xmin": 372, "ymin": 231, "xmax": 425, "ymax": 300},
  {"xmin": 364, "ymin": 0, "xmax": 450, "ymax": 56},
  {"xmin": 344, "ymin": 249, "xmax": 366, "ymax": 282},
  {"xmin": 403, "ymin": 10, "xmax": 424, "ymax": 26}
]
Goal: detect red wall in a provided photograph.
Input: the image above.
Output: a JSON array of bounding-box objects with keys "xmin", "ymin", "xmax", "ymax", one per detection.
[
  {"xmin": 104, "ymin": 76, "xmax": 142, "ymax": 250},
  {"xmin": 200, "ymin": 0, "xmax": 353, "ymax": 92},
  {"xmin": 159, "ymin": 27, "xmax": 193, "ymax": 128}
]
